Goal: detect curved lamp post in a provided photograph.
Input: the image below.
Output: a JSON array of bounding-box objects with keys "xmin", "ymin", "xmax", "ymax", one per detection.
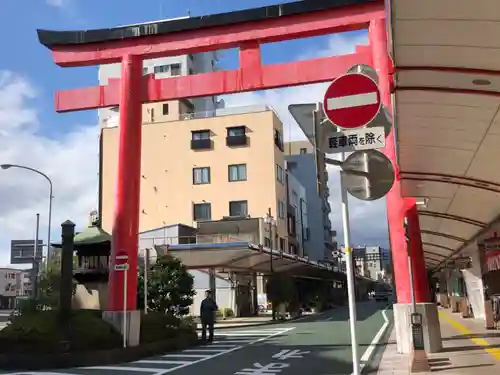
[{"xmin": 1, "ymin": 164, "xmax": 53, "ymax": 264}]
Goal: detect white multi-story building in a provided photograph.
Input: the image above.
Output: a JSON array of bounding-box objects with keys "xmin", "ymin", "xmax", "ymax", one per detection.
[
  {"xmin": 0, "ymin": 268, "xmax": 31, "ymax": 309},
  {"xmin": 98, "ymin": 49, "xmax": 224, "ymax": 129}
]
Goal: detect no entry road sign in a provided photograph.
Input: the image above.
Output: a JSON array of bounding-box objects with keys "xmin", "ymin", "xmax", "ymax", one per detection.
[{"xmin": 323, "ymin": 73, "xmax": 381, "ymax": 129}]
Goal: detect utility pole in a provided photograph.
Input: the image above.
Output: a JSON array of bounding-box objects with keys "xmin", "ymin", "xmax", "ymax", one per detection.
[{"xmin": 265, "ymin": 208, "xmax": 276, "ymax": 320}]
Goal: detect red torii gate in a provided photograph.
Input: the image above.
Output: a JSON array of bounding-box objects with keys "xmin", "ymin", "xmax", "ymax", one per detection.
[{"xmin": 37, "ymin": 0, "xmax": 429, "ymax": 312}]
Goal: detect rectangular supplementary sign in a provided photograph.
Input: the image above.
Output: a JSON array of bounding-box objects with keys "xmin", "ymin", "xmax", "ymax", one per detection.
[
  {"xmin": 321, "ymin": 126, "xmax": 385, "ymax": 154},
  {"xmin": 10, "ymin": 240, "xmax": 43, "ymax": 264}
]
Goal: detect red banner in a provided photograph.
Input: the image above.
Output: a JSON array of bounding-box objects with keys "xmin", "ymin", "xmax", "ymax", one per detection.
[{"xmin": 484, "ymin": 250, "xmax": 500, "ymax": 272}]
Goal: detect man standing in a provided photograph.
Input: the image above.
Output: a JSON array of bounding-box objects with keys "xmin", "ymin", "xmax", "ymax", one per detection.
[{"xmin": 200, "ymin": 290, "xmax": 218, "ymax": 342}]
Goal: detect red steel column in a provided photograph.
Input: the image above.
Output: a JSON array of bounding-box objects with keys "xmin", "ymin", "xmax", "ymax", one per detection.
[
  {"xmin": 108, "ymin": 54, "xmax": 142, "ymax": 311},
  {"xmin": 369, "ymin": 19, "xmax": 430, "ymax": 304}
]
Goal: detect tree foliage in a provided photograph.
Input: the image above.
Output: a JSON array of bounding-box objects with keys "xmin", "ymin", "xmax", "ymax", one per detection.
[
  {"xmin": 137, "ymin": 255, "xmax": 195, "ymax": 316},
  {"xmin": 265, "ymin": 274, "xmax": 296, "ymax": 306}
]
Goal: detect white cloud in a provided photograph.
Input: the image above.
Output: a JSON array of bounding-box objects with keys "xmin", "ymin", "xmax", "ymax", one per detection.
[
  {"xmin": 222, "ymin": 32, "xmax": 389, "ymax": 247},
  {"xmin": 0, "ymin": 71, "xmax": 99, "ymax": 267}
]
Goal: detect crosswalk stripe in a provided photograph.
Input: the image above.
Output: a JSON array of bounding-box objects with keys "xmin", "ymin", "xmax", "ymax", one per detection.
[
  {"xmin": 136, "ymin": 360, "xmax": 190, "ymax": 365},
  {"xmin": 162, "ymin": 353, "xmax": 207, "ymax": 358},
  {"xmin": 85, "ymin": 366, "xmax": 158, "ymax": 372}
]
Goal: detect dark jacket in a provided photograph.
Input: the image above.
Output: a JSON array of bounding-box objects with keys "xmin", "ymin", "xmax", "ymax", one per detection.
[{"xmin": 200, "ymin": 297, "xmax": 218, "ymax": 323}]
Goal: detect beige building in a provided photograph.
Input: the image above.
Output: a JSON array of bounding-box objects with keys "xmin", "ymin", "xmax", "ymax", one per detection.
[{"xmin": 100, "ymin": 105, "xmax": 294, "ymax": 251}]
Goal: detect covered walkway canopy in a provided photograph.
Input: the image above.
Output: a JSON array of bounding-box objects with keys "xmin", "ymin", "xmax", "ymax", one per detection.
[
  {"xmin": 160, "ymin": 241, "xmax": 347, "ymax": 282},
  {"xmin": 390, "ymin": 0, "xmax": 500, "ymax": 271}
]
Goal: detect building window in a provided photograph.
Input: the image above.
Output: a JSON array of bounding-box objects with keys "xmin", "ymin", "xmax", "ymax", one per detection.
[
  {"xmin": 192, "ymin": 130, "xmax": 210, "ymax": 140},
  {"xmin": 189, "ymin": 68, "xmax": 194, "ymax": 75},
  {"xmin": 274, "ymin": 129, "xmax": 284, "ymax": 151},
  {"xmin": 143, "ymin": 67, "xmax": 149, "ymax": 75},
  {"xmin": 279, "ymin": 238, "xmax": 286, "ymax": 251},
  {"xmin": 300, "ymin": 148, "xmax": 307, "ymax": 154},
  {"xmin": 276, "ymin": 164, "xmax": 284, "ymax": 184},
  {"xmin": 227, "ymin": 126, "xmax": 245, "ymax": 137},
  {"xmin": 193, "ymin": 167, "xmax": 211, "ymax": 185},
  {"xmin": 154, "ymin": 65, "xmax": 169, "ymax": 74},
  {"xmin": 150, "ymin": 108, "xmax": 155, "ymax": 122},
  {"xmin": 277, "ymin": 200, "xmax": 285, "ymax": 219},
  {"xmin": 171, "ymin": 63, "xmax": 181, "ymax": 76},
  {"xmin": 228, "ymin": 164, "xmax": 247, "ymax": 182},
  {"xmin": 229, "ymin": 200, "xmax": 248, "ymax": 217},
  {"xmin": 193, "ymin": 203, "xmax": 211, "ymax": 221},
  {"xmin": 162, "ymin": 103, "xmax": 169, "ymax": 115},
  {"xmin": 226, "ymin": 126, "xmax": 248, "ymax": 146},
  {"xmin": 264, "ymin": 238, "xmax": 271, "ymax": 248}
]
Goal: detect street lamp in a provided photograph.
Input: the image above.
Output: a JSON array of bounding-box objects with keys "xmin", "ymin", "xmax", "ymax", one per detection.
[{"xmin": 1, "ymin": 164, "xmax": 53, "ymax": 264}]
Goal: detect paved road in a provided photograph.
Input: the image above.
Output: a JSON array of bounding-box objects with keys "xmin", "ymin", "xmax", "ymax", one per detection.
[{"xmin": 2, "ymin": 302, "xmax": 392, "ymax": 375}]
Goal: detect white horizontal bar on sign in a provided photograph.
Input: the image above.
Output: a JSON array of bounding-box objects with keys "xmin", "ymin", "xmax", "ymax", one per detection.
[
  {"xmin": 326, "ymin": 92, "xmax": 378, "ymax": 110},
  {"xmin": 115, "ymin": 255, "xmax": 129, "ymax": 260}
]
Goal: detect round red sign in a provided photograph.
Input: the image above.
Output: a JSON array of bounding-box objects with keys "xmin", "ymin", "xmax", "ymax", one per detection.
[{"xmin": 323, "ymin": 73, "xmax": 381, "ymax": 129}]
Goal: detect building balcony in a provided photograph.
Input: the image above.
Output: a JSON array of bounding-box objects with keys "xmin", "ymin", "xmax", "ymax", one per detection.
[
  {"xmin": 226, "ymin": 134, "xmax": 248, "ymax": 147},
  {"xmin": 191, "ymin": 138, "xmax": 213, "ymax": 150}
]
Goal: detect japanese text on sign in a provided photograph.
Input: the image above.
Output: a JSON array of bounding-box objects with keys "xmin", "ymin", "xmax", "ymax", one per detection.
[
  {"xmin": 321, "ymin": 126, "xmax": 385, "ymax": 154},
  {"xmin": 233, "ymin": 349, "xmax": 310, "ymax": 375}
]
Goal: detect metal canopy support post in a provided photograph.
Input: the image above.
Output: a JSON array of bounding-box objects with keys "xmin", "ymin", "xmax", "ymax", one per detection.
[{"xmin": 340, "ymin": 152, "xmax": 361, "ymax": 375}]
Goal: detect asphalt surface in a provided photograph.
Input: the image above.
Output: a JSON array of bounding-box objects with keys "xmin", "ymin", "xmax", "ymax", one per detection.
[{"xmin": 1, "ymin": 301, "xmax": 393, "ymax": 375}]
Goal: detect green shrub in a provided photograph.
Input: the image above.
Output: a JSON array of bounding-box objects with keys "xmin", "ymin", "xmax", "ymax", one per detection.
[
  {"xmin": 140, "ymin": 312, "xmax": 196, "ymax": 343},
  {"xmin": 223, "ymin": 308, "xmax": 234, "ymax": 317},
  {"xmin": 0, "ymin": 309, "xmax": 121, "ymax": 354}
]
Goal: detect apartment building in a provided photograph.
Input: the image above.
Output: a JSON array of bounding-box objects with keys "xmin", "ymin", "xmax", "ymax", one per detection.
[
  {"xmin": 0, "ymin": 268, "xmax": 31, "ymax": 309},
  {"xmin": 339, "ymin": 245, "xmax": 388, "ymax": 280},
  {"xmin": 101, "ymin": 105, "xmax": 299, "ymax": 251},
  {"xmin": 284, "ymin": 141, "xmax": 335, "ymax": 261},
  {"xmin": 98, "ymin": 51, "xmax": 222, "ymax": 130}
]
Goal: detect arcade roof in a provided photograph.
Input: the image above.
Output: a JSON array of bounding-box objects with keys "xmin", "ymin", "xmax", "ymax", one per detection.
[
  {"xmin": 37, "ymin": 0, "xmax": 376, "ymax": 48},
  {"xmin": 390, "ymin": 0, "xmax": 500, "ymax": 270}
]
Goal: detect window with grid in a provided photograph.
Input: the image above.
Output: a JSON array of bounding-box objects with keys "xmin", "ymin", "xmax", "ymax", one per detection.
[
  {"xmin": 228, "ymin": 164, "xmax": 247, "ymax": 182},
  {"xmin": 192, "ymin": 130, "xmax": 210, "ymax": 140},
  {"xmin": 171, "ymin": 63, "xmax": 181, "ymax": 76},
  {"xmin": 193, "ymin": 167, "xmax": 211, "ymax": 185},
  {"xmin": 154, "ymin": 65, "xmax": 169, "ymax": 73},
  {"xmin": 276, "ymin": 164, "xmax": 284, "ymax": 183},
  {"xmin": 193, "ymin": 203, "xmax": 211, "ymax": 221},
  {"xmin": 229, "ymin": 200, "xmax": 248, "ymax": 217},
  {"xmin": 227, "ymin": 126, "xmax": 245, "ymax": 137}
]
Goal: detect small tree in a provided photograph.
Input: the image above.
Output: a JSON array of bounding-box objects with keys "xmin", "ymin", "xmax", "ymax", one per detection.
[
  {"xmin": 266, "ymin": 274, "xmax": 296, "ymax": 316},
  {"xmin": 137, "ymin": 255, "xmax": 195, "ymax": 316}
]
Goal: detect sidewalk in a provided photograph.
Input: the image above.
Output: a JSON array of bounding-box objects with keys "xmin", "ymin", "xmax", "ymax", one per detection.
[{"xmin": 376, "ymin": 307, "xmax": 500, "ymax": 374}]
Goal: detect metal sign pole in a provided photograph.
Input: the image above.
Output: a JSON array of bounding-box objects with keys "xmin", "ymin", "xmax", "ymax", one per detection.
[
  {"xmin": 123, "ymin": 267, "xmax": 128, "ymax": 348},
  {"xmin": 340, "ymin": 152, "xmax": 361, "ymax": 375},
  {"xmin": 144, "ymin": 248, "xmax": 149, "ymax": 315}
]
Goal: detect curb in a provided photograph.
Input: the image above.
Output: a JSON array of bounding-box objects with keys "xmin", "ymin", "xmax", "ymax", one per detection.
[{"xmin": 196, "ymin": 308, "xmax": 336, "ymax": 330}]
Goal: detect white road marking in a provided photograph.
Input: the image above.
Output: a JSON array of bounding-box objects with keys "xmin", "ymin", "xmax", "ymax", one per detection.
[
  {"xmin": 2, "ymin": 327, "xmax": 295, "ymax": 375},
  {"xmin": 162, "ymin": 353, "xmax": 207, "ymax": 358},
  {"xmin": 326, "ymin": 92, "xmax": 378, "ymax": 111},
  {"xmin": 136, "ymin": 360, "xmax": 190, "ymax": 365},
  {"xmin": 352, "ymin": 306, "xmax": 391, "ymax": 375},
  {"xmin": 85, "ymin": 366, "xmax": 158, "ymax": 372}
]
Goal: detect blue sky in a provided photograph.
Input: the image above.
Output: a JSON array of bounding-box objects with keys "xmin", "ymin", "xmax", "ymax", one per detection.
[
  {"xmin": 1, "ymin": 0, "xmax": 366, "ymax": 139},
  {"xmin": 0, "ymin": 0, "xmax": 387, "ymax": 266}
]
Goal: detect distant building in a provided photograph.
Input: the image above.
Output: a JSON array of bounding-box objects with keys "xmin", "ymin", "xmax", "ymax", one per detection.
[
  {"xmin": 339, "ymin": 246, "xmax": 388, "ymax": 280},
  {"xmin": 0, "ymin": 268, "xmax": 31, "ymax": 309}
]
